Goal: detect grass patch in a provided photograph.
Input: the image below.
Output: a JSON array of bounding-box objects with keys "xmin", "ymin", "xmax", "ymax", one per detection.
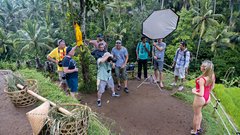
[
  {"xmin": 19, "ymin": 69, "xmax": 78, "ymax": 104},
  {"xmin": 172, "ymin": 90, "xmax": 194, "ymax": 103},
  {"xmin": 213, "ymin": 85, "xmax": 240, "ymax": 130},
  {"xmin": 18, "ymin": 69, "xmax": 111, "ymax": 135}
]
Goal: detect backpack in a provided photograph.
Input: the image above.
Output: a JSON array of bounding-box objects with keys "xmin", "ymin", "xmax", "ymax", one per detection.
[{"xmin": 176, "ymin": 48, "xmax": 191, "ymax": 63}]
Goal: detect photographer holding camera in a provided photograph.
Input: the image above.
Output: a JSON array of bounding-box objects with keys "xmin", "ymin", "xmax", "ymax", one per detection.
[
  {"xmin": 96, "ymin": 52, "xmax": 120, "ymax": 107},
  {"xmin": 91, "ymin": 42, "xmax": 106, "ymax": 60},
  {"xmin": 47, "ymin": 39, "xmax": 68, "ymax": 94},
  {"xmin": 111, "ymin": 40, "xmax": 129, "ymax": 93},
  {"xmin": 62, "ymin": 46, "xmax": 79, "ymax": 99}
]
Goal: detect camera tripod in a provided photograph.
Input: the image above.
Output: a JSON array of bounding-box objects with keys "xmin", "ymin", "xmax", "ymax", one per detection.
[{"xmin": 137, "ymin": 72, "xmax": 162, "ymax": 91}]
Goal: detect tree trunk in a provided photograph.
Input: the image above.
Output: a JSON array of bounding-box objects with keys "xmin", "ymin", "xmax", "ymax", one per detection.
[
  {"xmin": 195, "ymin": 37, "xmax": 201, "ymax": 62},
  {"xmin": 213, "ymin": 0, "xmax": 216, "ymax": 14},
  {"xmin": 79, "ymin": 0, "xmax": 90, "ymax": 82},
  {"xmin": 102, "ymin": 12, "xmax": 106, "ymax": 31},
  {"xmin": 140, "ymin": 0, "xmax": 143, "ymax": 11},
  {"xmin": 79, "ymin": 0, "xmax": 86, "ymax": 36},
  {"xmin": 161, "ymin": 0, "xmax": 164, "ymax": 9},
  {"xmin": 229, "ymin": 0, "xmax": 233, "ymax": 26},
  {"xmin": 183, "ymin": 0, "xmax": 186, "ymax": 8},
  {"xmin": 239, "ymin": 0, "xmax": 240, "ymax": 12}
]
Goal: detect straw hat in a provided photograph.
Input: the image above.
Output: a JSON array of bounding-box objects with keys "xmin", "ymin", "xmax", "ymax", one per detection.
[{"xmin": 26, "ymin": 101, "xmax": 50, "ymax": 135}]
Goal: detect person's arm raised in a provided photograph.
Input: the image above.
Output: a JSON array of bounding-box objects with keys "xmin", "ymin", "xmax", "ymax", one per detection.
[{"xmin": 153, "ymin": 43, "xmax": 164, "ymax": 51}]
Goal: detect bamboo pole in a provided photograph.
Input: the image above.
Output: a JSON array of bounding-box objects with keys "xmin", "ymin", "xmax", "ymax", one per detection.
[{"xmin": 17, "ymin": 84, "xmax": 72, "ymax": 115}]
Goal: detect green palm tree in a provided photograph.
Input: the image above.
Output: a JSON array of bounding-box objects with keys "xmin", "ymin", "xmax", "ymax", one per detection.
[
  {"xmin": 107, "ymin": 0, "xmax": 133, "ymax": 18},
  {"xmin": 229, "ymin": 0, "xmax": 233, "ymax": 26},
  {"xmin": 0, "ymin": 0, "xmax": 23, "ymax": 32},
  {"xmin": 24, "ymin": 0, "xmax": 46, "ymax": 21},
  {"xmin": 105, "ymin": 21, "xmax": 126, "ymax": 40},
  {"xmin": 205, "ymin": 25, "xmax": 235, "ymax": 56},
  {"xmin": 0, "ymin": 28, "xmax": 14, "ymax": 59},
  {"xmin": 213, "ymin": 0, "xmax": 216, "ymax": 14},
  {"xmin": 16, "ymin": 20, "xmax": 53, "ymax": 57},
  {"xmin": 192, "ymin": 0, "xmax": 223, "ymax": 61},
  {"xmin": 171, "ymin": 0, "xmax": 197, "ymax": 11}
]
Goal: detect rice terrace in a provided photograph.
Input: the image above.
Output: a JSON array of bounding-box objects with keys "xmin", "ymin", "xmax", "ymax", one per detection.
[{"xmin": 0, "ymin": 0, "xmax": 240, "ymax": 135}]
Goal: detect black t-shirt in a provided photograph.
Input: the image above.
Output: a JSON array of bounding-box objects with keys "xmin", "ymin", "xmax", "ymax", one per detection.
[{"xmin": 62, "ymin": 56, "xmax": 78, "ymax": 78}]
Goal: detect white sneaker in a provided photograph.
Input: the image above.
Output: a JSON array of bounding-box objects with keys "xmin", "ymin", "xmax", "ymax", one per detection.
[
  {"xmin": 112, "ymin": 92, "xmax": 120, "ymax": 97},
  {"xmin": 178, "ymin": 86, "xmax": 184, "ymax": 91},
  {"xmin": 170, "ymin": 82, "xmax": 177, "ymax": 86}
]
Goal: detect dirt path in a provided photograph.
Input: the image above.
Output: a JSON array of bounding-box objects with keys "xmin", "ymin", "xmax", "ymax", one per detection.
[
  {"xmin": 81, "ymin": 80, "xmax": 193, "ymax": 135},
  {"xmin": 0, "ymin": 70, "xmax": 193, "ymax": 135},
  {"xmin": 0, "ymin": 70, "xmax": 35, "ymax": 135}
]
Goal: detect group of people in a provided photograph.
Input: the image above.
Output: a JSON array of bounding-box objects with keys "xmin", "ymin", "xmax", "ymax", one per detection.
[
  {"xmin": 90, "ymin": 35, "xmax": 129, "ymax": 107},
  {"xmin": 47, "ymin": 34, "xmax": 215, "ymax": 135},
  {"xmin": 135, "ymin": 36, "xmax": 190, "ymax": 91},
  {"xmin": 47, "ymin": 39, "xmax": 79, "ymax": 99},
  {"xmin": 135, "ymin": 36, "xmax": 215, "ymax": 135}
]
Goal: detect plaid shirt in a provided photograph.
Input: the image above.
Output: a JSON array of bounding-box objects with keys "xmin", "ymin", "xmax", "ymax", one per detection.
[{"xmin": 174, "ymin": 48, "xmax": 190, "ymax": 68}]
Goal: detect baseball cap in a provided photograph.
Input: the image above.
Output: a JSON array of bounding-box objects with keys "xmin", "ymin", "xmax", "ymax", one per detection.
[{"xmin": 97, "ymin": 33, "xmax": 103, "ymax": 38}]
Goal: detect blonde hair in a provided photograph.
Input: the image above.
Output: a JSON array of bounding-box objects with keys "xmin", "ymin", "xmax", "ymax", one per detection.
[{"xmin": 201, "ymin": 60, "xmax": 215, "ymax": 84}]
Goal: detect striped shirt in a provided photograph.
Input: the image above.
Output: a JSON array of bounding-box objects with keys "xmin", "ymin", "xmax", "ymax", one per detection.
[{"xmin": 174, "ymin": 48, "xmax": 190, "ymax": 68}]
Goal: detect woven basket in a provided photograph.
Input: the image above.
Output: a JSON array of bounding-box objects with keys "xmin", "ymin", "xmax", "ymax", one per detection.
[
  {"xmin": 4, "ymin": 79, "xmax": 38, "ymax": 107},
  {"xmin": 47, "ymin": 103, "xmax": 91, "ymax": 135}
]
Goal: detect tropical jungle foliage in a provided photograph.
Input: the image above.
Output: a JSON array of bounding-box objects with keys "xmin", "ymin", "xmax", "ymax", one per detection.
[
  {"xmin": 0, "ymin": 0, "xmax": 239, "ymax": 87},
  {"xmin": 1, "ymin": 0, "xmax": 239, "ymax": 134}
]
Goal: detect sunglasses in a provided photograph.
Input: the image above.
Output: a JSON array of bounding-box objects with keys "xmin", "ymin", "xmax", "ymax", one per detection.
[{"xmin": 116, "ymin": 42, "xmax": 121, "ymax": 44}]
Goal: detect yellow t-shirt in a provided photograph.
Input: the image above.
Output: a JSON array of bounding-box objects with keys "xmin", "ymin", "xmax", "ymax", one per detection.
[{"xmin": 48, "ymin": 47, "xmax": 66, "ymax": 71}]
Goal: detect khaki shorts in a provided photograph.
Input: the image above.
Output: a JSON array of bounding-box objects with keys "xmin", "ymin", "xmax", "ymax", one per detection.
[
  {"xmin": 97, "ymin": 77, "xmax": 114, "ymax": 94},
  {"xmin": 115, "ymin": 67, "xmax": 128, "ymax": 80},
  {"xmin": 174, "ymin": 67, "xmax": 185, "ymax": 79}
]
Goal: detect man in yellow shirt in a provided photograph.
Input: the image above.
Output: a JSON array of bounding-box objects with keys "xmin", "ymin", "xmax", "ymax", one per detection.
[{"xmin": 47, "ymin": 39, "xmax": 68, "ymax": 94}]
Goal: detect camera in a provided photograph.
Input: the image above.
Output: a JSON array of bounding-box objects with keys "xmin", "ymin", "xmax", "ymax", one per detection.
[
  {"xmin": 62, "ymin": 73, "xmax": 66, "ymax": 80},
  {"xmin": 58, "ymin": 61, "xmax": 63, "ymax": 67},
  {"xmin": 126, "ymin": 64, "xmax": 135, "ymax": 71},
  {"xmin": 107, "ymin": 57, "xmax": 117, "ymax": 63}
]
